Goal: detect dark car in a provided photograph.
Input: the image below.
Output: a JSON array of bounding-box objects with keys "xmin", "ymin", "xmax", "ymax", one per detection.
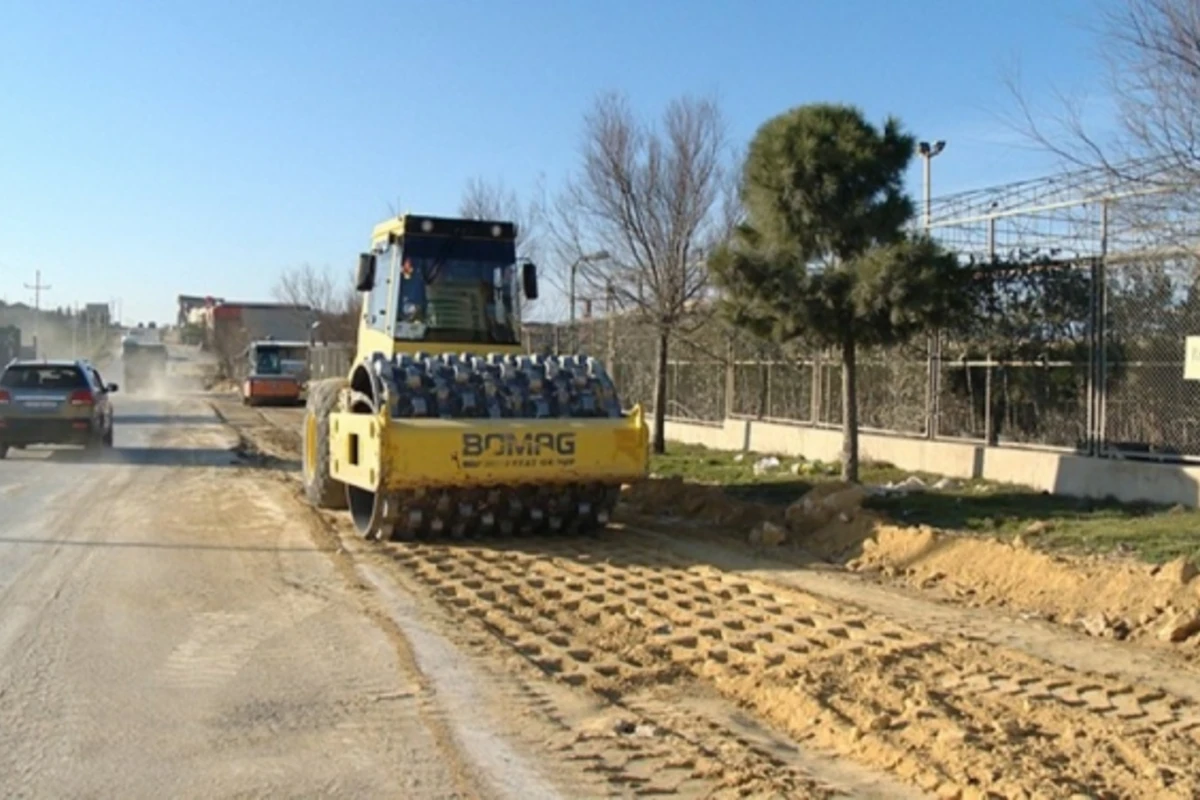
[{"xmin": 0, "ymin": 359, "xmax": 119, "ymax": 458}]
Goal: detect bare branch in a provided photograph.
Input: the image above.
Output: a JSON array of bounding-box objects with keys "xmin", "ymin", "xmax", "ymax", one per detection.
[
  {"xmin": 552, "ymin": 90, "xmax": 732, "ymax": 328},
  {"xmin": 458, "ymin": 175, "xmax": 546, "ymax": 317},
  {"xmin": 544, "ymin": 90, "xmax": 734, "ymax": 453},
  {"xmin": 272, "ymin": 264, "xmax": 359, "ymax": 343},
  {"xmin": 1003, "ymin": 0, "xmax": 1200, "ymax": 250}
]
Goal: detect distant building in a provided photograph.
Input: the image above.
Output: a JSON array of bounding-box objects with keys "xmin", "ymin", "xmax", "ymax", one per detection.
[
  {"xmin": 207, "ymin": 301, "xmax": 318, "ymax": 345},
  {"xmin": 178, "ymin": 294, "xmax": 224, "ymax": 327},
  {"xmin": 82, "ymin": 303, "xmax": 110, "ymax": 328},
  {"xmin": 0, "ymin": 302, "xmax": 35, "ymax": 331}
]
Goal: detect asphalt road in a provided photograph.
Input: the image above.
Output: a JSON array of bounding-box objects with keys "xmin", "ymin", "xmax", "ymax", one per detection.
[{"xmin": 0, "ymin": 391, "xmax": 494, "ymax": 798}]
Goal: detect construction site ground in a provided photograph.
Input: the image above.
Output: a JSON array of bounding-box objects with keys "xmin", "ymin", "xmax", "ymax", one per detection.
[
  {"xmin": 4, "ymin": 344, "xmax": 1200, "ymax": 798},
  {"xmin": 204, "ymin": 380, "xmax": 1200, "ymax": 799}
]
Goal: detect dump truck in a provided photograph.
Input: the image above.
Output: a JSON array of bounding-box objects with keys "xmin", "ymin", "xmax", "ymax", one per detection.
[
  {"xmin": 239, "ymin": 339, "xmax": 309, "ymax": 406},
  {"xmin": 121, "ymin": 336, "xmax": 169, "ymax": 394},
  {"xmin": 301, "ymin": 214, "xmax": 649, "ymax": 540}
]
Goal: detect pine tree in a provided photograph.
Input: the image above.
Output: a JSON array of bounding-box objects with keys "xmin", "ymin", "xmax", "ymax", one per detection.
[{"xmin": 710, "ymin": 103, "xmax": 966, "ymax": 482}]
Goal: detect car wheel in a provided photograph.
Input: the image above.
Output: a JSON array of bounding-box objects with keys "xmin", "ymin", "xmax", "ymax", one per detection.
[{"xmin": 0, "ymin": 443, "xmax": 7, "ymax": 460}]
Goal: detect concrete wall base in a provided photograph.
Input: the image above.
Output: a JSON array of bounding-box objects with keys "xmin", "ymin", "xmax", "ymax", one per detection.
[{"xmin": 658, "ymin": 417, "xmax": 1200, "ymax": 509}]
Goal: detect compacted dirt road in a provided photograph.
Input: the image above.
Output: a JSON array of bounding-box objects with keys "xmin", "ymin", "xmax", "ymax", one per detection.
[{"xmin": 0, "ymin": 391, "xmax": 578, "ymax": 799}]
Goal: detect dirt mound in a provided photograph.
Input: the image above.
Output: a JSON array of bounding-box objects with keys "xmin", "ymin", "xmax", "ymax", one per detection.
[
  {"xmin": 840, "ymin": 524, "xmax": 1200, "ymax": 647},
  {"xmin": 780, "ymin": 481, "xmax": 882, "ymax": 558},
  {"xmin": 779, "ymin": 484, "xmax": 1200, "ymax": 649},
  {"xmin": 622, "ymin": 476, "xmax": 1200, "ymax": 650}
]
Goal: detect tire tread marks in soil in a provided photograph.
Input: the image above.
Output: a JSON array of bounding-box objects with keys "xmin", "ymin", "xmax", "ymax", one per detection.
[{"xmin": 385, "ymin": 537, "xmax": 1200, "ymax": 799}]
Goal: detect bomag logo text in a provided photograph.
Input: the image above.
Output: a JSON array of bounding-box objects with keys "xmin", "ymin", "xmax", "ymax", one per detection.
[
  {"xmin": 462, "ymin": 432, "xmax": 576, "ymax": 457},
  {"xmin": 460, "ymin": 432, "xmax": 577, "ymax": 470}
]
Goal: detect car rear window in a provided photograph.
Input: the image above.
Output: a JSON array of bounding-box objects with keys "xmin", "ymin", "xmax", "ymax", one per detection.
[{"xmin": 0, "ymin": 365, "xmax": 88, "ymax": 390}]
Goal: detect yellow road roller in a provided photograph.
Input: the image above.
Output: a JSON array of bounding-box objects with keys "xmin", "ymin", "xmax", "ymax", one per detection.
[{"xmin": 301, "ymin": 214, "xmax": 649, "ymax": 540}]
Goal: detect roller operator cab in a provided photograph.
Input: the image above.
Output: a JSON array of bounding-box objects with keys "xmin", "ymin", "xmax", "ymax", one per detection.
[
  {"xmin": 301, "ymin": 213, "xmax": 650, "ymax": 541},
  {"xmin": 240, "ymin": 340, "xmax": 309, "ymax": 406}
]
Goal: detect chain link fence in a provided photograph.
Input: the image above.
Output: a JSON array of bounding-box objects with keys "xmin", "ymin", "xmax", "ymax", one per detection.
[
  {"xmin": 1103, "ymin": 255, "xmax": 1200, "ymax": 458},
  {"xmin": 289, "ymin": 163, "xmax": 1200, "ymax": 462},
  {"xmin": 297, "ymin": 269, "xmax": 1200, "ymax": 463},
  {"xmin": 298, "ymin": 260, "xmax": 1200, "ymax": 462},
  {"xmin": 524, "ymin": 177, "xmax": 1200, "ymax": 463},
  {"xmin": 934, "ymin": 260, "xmax": 1095, "ymax": 449}
]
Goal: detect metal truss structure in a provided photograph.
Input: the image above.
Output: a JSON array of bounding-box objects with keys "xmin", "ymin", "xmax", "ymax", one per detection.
[{"xmin": 919, "ymin": 157, "xmax": 1194, "ymax": 264}]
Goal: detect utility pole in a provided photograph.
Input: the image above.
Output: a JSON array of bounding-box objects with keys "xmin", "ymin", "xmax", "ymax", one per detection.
[{"xmin": 24, "ymin": 270, "xmax": 51, "ymax": 358}]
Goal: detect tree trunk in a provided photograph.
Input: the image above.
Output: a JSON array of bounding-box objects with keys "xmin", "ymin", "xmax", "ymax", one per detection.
[
  {"xmin": 840, "ymin": 336, "xmax": 859, "ymax": 483},
  {"xmin": 652, "ymin": 327, "xmax": 670, "ymax": 454}
]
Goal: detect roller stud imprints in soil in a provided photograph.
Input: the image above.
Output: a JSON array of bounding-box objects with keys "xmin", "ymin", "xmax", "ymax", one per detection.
[{"xmin": 301, "ymin": 213, "xmax": 649, "ymax": 542}]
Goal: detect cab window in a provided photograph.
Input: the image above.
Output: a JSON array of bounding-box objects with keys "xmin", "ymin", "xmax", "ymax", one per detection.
[{"xmin": 0, "ymin": 365, "xmax": 89, "ymax": 389}]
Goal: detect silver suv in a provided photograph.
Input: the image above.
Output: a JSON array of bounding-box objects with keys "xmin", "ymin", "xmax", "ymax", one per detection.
[{"xmin": 0, "ymin": 359, "xmax": 119, "ymax": 458}]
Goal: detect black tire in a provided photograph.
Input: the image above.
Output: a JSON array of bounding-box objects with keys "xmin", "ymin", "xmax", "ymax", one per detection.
[
  {"xmin": 303, "ymin": 377, "xmax": 349, "ymax": 510},
  {"xmin": 0, "ymin": 443, "xmax": 7, "ymax": 460},
  {"xmin": 103, "ymin": 425, "xmax": 114, "ymax": 447}
]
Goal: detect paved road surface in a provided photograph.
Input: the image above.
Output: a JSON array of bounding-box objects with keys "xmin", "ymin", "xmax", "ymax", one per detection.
[{"xmin": 0, "ymin": 392, "xmax": 490, "ymax": 798}]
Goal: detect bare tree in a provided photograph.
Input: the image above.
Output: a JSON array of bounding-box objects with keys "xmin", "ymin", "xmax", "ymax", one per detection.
[
  {"xmin": 272, "ymin": 263, "xmax": 360, "ymax": 343},
  {"xmin": 1002, "ymin": 0, "xmax": 1200, "ymax": 280},
  {"xmin": 458, "ymin": 175, "xmax": 547, "ymax": 318},
  {"xmin": 550, "ymin": 91, "xmax": 734, "ymax": 453},
  {"xmin": 1009, "ymin": 0, "xmax": 1200, "ymax": 192},
  {"xmin": 211, "ymin": 322, "xmax": 250, "ymax": 383}
]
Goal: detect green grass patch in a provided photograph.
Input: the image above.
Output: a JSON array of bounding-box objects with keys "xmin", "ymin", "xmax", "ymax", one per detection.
[
  {"xmin": 872, "ymin": 485, "xmax": 1200, "ymax": 564},
  {"xmin": 651, "ymin": 442, "xmax": 1200, "ymax": 564}
]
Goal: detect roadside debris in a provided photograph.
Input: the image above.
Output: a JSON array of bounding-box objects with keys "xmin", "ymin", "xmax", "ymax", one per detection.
[
  {"xmin": 868, "ymin": 475, "xmax": 928, "ymax": 496},
  {"xmin": 1022, "ymin": 520, "xmax": 1052, "ymax": 537},
  {"xmin": 752, "ymin": 456, "xmax": 781, "ymax": 475},
  {"xmin": 1081, "ymin": 612, "xmax": 1131, "ymax": 640},
  {"xmin": 748, "ymin": 520, "xmax": 788, "ymax": 547},
  {"xmin": 1155, "ymin": 556, "xmax": 1199, "ymax": 586},
  {"xmin": 1158, "ymin": 609, "xmax": 1200, "ymax": 643},
  {"xmin": 785, "ymin": 482, "xmax": 868, "ymax": 533}
]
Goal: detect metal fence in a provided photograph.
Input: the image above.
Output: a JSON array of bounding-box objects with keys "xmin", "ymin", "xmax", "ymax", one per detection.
[
  {"xmin": 528, "ymin": 162, "xmax": 1200, "ymax": 463},
  {"xmin": 290, "ymin": 163, "xmax": 1200, "ymax": 463}
]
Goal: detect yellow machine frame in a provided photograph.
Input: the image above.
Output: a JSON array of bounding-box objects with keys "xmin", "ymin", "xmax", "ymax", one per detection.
[{"xmin": 325, "ymin": 214, "xmax": 650, "ymax": 495}]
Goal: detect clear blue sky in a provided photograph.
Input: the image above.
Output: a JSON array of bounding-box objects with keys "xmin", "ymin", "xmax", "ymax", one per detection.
[{"xmin": 0, "ymin": 0, "xmax": 1116, "ymax": 324}]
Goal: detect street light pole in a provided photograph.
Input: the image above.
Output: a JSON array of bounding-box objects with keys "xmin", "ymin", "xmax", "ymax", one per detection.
[
  {"xmin": 917, "ymin": 140, "xmax": 946, "ymax": 445},
  {"xmin": 569, "ymin": 250, "xmax": 610, "ymax": 326},
  {"xmin": 917, "ymin": 140, "xmax": 946, "ymax": 229}
]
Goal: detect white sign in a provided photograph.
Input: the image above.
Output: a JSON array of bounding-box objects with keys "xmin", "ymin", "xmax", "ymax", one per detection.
[{"xmin": 1185, "ymin": 336, "xmax": 1200, "ymax": 381}]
